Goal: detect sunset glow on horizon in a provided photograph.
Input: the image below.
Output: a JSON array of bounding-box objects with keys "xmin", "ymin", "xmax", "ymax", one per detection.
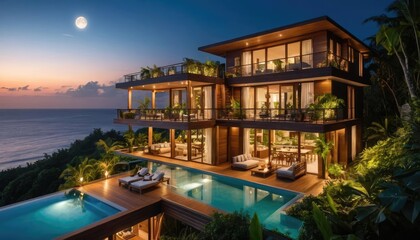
[{"xmin": 0, "ymin": 0, "xmax": 393, "ymax": 108}]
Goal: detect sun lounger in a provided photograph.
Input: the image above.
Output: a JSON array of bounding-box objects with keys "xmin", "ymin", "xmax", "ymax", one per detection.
[
  {"xmin": 118, "ymin": 167, "xmax": 149, "ymax": 187},
  {"xmin": 129, "ymin": 171, "xmax": 165, "ymax": 194}
]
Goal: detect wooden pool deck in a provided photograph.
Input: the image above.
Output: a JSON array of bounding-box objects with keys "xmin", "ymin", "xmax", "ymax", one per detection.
[{"xmin": 62, "ymin": 153, "xmax": 324, "ymax": 239}]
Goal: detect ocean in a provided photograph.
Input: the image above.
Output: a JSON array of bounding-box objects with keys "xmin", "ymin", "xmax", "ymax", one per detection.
[{"xmin": 0, "ymin": 109, "xmax": 128, "ymax": 171}]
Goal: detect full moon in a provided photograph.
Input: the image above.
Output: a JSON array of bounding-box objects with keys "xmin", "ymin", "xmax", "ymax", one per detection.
[{"xmin": 75, "ymin": 16, "xmax": 88, "ymax": 29}]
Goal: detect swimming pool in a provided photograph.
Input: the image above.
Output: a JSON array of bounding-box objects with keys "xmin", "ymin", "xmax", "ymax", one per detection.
[
  {"xmin": 151, "ymin": 162, "xmax": 303, "ymax": 239},
  {"xmin": 0, "ymin": 189, "xmax": 124, "ymax": 240}
]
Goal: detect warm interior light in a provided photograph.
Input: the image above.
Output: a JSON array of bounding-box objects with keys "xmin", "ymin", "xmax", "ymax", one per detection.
[
  {"xmin": 245, "ymin": 42, "xmax": 249, "ymax": 46},
  {"xmin": 279, "ymin": 34, "xmax": 283, "ymax": 37}
]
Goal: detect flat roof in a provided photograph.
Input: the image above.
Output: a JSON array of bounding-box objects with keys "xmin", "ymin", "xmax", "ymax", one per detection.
[{"xmin": 199, "ymin": 16, "xmax": 370, "ymax": 57}]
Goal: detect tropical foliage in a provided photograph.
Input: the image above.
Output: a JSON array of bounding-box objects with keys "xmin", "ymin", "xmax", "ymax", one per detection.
[
  {"xmin": 0, "ymin": 129, "xmax": 124, "ymax": 207},
  {"xmin": 308, "ymin": 94, "xmax": 345, "ymax": 120}
]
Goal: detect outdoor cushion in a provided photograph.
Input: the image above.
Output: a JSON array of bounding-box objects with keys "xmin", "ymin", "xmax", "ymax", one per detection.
[{"xmin": 137, "ymin": 167, "xmax": 148, "ymax": 176}]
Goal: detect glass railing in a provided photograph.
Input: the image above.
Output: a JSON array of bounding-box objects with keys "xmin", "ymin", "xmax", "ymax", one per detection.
[
  {"xmin": 123, "ymin": 62, "xmax": 224, "ymax": 82},
  {"xmin": 116, "ymin": 108, "xmax": 215, "ymax": 122},
  {"xmin": 117, "ymin": 107, "xmax": 352, "ymax": 123},
  {"xmin": 226, "ymin": 51, "xmax": 350, "ymax": 78},
  {"xmin": 216, "ymin": 107, "xmax": 349, "ymax": 123}
]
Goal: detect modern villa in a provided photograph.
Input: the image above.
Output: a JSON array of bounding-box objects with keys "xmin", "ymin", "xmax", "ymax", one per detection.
[
  {"xmin": 0, "ymin": 16, "xmax": 370, "ymax": 240},
  {"xmin": 115, "ymin": 16, "xmax": 369, "ymax": 178}
]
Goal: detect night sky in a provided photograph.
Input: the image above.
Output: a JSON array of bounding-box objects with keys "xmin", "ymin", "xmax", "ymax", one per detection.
[{"xmin": 0, "ymin": 0, "xmax": 394, "ymax": 108}]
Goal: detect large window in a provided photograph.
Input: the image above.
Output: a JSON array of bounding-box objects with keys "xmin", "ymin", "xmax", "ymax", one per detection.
[
  {"xmin": 287, "ymin": 42, "xmax": 301, "ymax": 70},
  {"xmin": 253, "ymin": 49, "xmax": 266, "ymax": 74},
  {"xmin": 302, "ymin": 39, "xmax": 313, "ymax": 68},
  {"xmin": 267, "ymin": 45, "xmax": 285, "ymax": 72},
  {"xmin": 242, "ymin": 51, "xmax": 252, "ymax": 76}
]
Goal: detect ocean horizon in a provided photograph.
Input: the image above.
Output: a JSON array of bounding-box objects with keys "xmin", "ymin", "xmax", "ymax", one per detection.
[{"xmin": 0, "ymin": 109, "xmax": 128, "ymax": 171}]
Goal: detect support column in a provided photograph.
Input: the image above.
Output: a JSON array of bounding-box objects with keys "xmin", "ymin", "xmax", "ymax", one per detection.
[
  {"xmin": 170, "ymin": 129, "xmax": 175, "ymax": 158},
  {"xmin": 127, "ymin": 88, "xmax": 132, "ymax": 109},
  {"xmin": 151, "ymin": 90, "xmax": 156, "ymax": 109},
  {"xmin": 187, "ymin": 81, "xmax": 192, "ymax": 111},
  {"xmin": 148, "ymin": 127, "xmax": 153, "ymax": 146},
  {"xmin": 187, "ymin": 130, "xmax": 192, "ymax": 162}
]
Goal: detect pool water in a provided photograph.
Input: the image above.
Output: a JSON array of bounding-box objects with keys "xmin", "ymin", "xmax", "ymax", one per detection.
[
  {"xmin": 0, "ymin": 189, "xmax": 123, "ymax": 240},
  {"xmin": 152, "ymin": 162, "xmax": 303, "ymax": 239}
]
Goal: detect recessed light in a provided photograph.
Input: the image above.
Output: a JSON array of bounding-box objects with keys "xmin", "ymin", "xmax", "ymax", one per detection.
[
  {"xmin": 279, "ymin": 34, "xmax": 283, "ymax": 37},
  {"xmin": 245, "ymin": 42, "xmax": 249, "ymax": 46}
]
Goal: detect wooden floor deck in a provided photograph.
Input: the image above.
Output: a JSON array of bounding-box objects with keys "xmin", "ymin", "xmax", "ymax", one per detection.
[
  {"xmin": 66, "ymin": 153, "xmax": 325, "ymax": 239},
  {"xmin": 120, "ymin": 151, "xmax": 325, "ymax": 196}
]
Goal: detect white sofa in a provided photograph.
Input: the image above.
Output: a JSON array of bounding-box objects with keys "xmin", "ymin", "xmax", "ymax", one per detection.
[
  {"xmin": 231, "ymin": 153, "xmax": 260, "ymax": 170},
  {"xmin": 149, "ymin": 143, "xmax": 171, "ymax": 154}
]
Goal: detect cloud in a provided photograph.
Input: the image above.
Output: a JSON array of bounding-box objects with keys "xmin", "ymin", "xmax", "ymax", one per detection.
[
  {"xmin": 34, "ymin": 86, "xmax": 48, "ymax": 92},
  {"xmin": 18, "ymin": 85, "xmax": 30, "ymax": 91},
  {"xmin": 61, "ymin": 85, "xmax": 72, "ymax": 88},
  {"xmin": 1, "ymin": 87, "xmax": 17, "ymax": 91},
  {"xmin": 61, "ymin": 33, "xmax": 74, "ymax": 38},
  {"xmin": 57, "ymin": 81, "xmax": 123, "ymax": 98}
]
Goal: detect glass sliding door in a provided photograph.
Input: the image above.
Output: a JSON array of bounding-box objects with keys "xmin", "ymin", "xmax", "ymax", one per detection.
[
  {"xmin": 300, "ymin": 82, "xmax": 314, "ymax": 109},
  {"xmin": 253, "ymin": 49, "xmax": 266, "ymax": 75},
  {"xmin": 280, "ymin": 85, "xmax": 294, "ymax": 116},
  {"xmin": 242, "ymin": 87, "xmax": 255, "ymax": 119},
  {"xmin": 287, "ymin": 42, "xmax": 301, "ymax": 71},
  {"xmin": 203, "ymin": 86, "xmax": 212, "ymax": 119},
  {"xmin": 256, "ymin": 87, "xmax": 268, "ymax": 119},
  {"xmin": 269, "ymin": 85, "xmax": 280, "ymax": 116},
  {"xmin": 242, "ymin": 51, "xmax": 252, "ymax": 76},
  {"xmin": 267, "ymin": 45, "xmax": 285, "ymax": 73},
  {"xmin": 301, "ymin": 39, "xmax": 313, "ymax": 69}
]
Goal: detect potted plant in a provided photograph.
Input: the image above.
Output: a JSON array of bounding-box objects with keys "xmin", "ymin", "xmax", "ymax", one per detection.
[
  {"xmin": 307, "ymin": 94, "xmax": 345, "ymax": 121},
  {"xmin": 150, "ymin": 64, "xmax": 164, "ymax": 78},
  {"xmin": 140, "ymin": 67, "xmax": 151, "ymax": 80},
  {"xmin": 167, "ymin": 66, "xmax": 176, "ymax": 75},
  {"xmin": 273, "ymin": 59, "xmax": 284, "ymax": 72},
  {"xmin": 259, "ymin": 102, "xmax": 269, "ymax": 118}
]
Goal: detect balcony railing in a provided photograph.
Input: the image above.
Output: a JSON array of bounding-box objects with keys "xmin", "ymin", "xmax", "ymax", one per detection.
[
  {"xmin": 226, "ymin": 51, "xmax": 350, "ymax": 78},
  {"xmin": 216, "ymin": 107, "xmax": 348, "ymax": 123},
  {"xmin": 117, "ymin": 108, "xmax": 214, "ymax": 122},
  {"xmin": 123, "ymin": 62, "xmax": 224, "ymax": 82},
  {"xmin": 116, "ymin": 107, "xmax": 350, "ymax": 123}
]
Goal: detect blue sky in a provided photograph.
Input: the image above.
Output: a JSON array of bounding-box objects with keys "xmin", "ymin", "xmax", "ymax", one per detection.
[{"xmin": 0, "ymin": 0, "xmax": 393, "ymax": 108}]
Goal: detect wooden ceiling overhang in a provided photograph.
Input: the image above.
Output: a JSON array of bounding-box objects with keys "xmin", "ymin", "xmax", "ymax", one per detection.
[{"xmin": 199, "ymin": 16, "xmax": 370, "ymax": 57}]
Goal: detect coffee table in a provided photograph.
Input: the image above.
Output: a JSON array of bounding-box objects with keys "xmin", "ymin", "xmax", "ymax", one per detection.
[{"xmin": 251, "ymin": 167, "xmax": 276, "ymax": 178}]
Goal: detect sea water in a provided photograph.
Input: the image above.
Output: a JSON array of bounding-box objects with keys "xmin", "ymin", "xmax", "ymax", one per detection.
[{"xmin": 0, "ymin": 109, "xmax": 127, "ymax": 171}]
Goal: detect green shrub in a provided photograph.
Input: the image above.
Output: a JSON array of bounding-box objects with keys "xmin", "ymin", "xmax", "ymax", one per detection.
[{"xmin": 201, "ymin": 211, "xmax": 250, "ymax": 240}]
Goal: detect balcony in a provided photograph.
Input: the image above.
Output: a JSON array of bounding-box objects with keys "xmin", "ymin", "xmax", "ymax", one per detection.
[
  {"xmin": 226, "ymin": 51, "xmax": 351, "ymax": 78},
  {"xmin": 123, "ymin": 60, "xmax": 224, "ymax": 83},
  {"xmin": 115, "ymin": 107, "xmax": 355, "ymax": 132}
]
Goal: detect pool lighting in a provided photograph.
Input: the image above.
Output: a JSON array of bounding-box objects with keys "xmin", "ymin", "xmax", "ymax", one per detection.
[{"xmin": 202, "ymin": 178, "xmax": 212, "ymax": 183}]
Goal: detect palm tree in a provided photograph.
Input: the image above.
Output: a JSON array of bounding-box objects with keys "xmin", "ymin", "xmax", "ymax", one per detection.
[
  {"xmin": 150, "ymin": 64, "xmax": 164, "ymax": 78},
  {"xmin": 96, "ymin": 139, "xmax": 121, "ymax": 177},
  {"xmin": 314, "ymin": 134, "xmax": 334, "ymax": 179},
  {"xmin": 124, "ymin": 126, "xmax": 135, "ymax": 153},
  {"xmin": 367, "ymin": 118, "xmax": 392, "ymax": 143},
  {"xmin": 140, "ymin": 67, "xmax": 151, "ymax": 80},
  {"xmin": 373, "ymin": 0, "xmax": 419, "ymax": 100},
  {"xmin": 59, "ymin": 157, "xmax": 96, "ymax": 189}
]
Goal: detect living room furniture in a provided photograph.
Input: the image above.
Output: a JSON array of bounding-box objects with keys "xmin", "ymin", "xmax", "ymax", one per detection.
[
  {"xmin": 251, "ymin": 166, "xmax": 276, "ymax": 178},
  {"xmin": 276, "ymin": 161, "xmax": 307, "ymax": 180},
  {"xmin": 231, "ymin": 153, "xmax": 260, "ymax": 170}
]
